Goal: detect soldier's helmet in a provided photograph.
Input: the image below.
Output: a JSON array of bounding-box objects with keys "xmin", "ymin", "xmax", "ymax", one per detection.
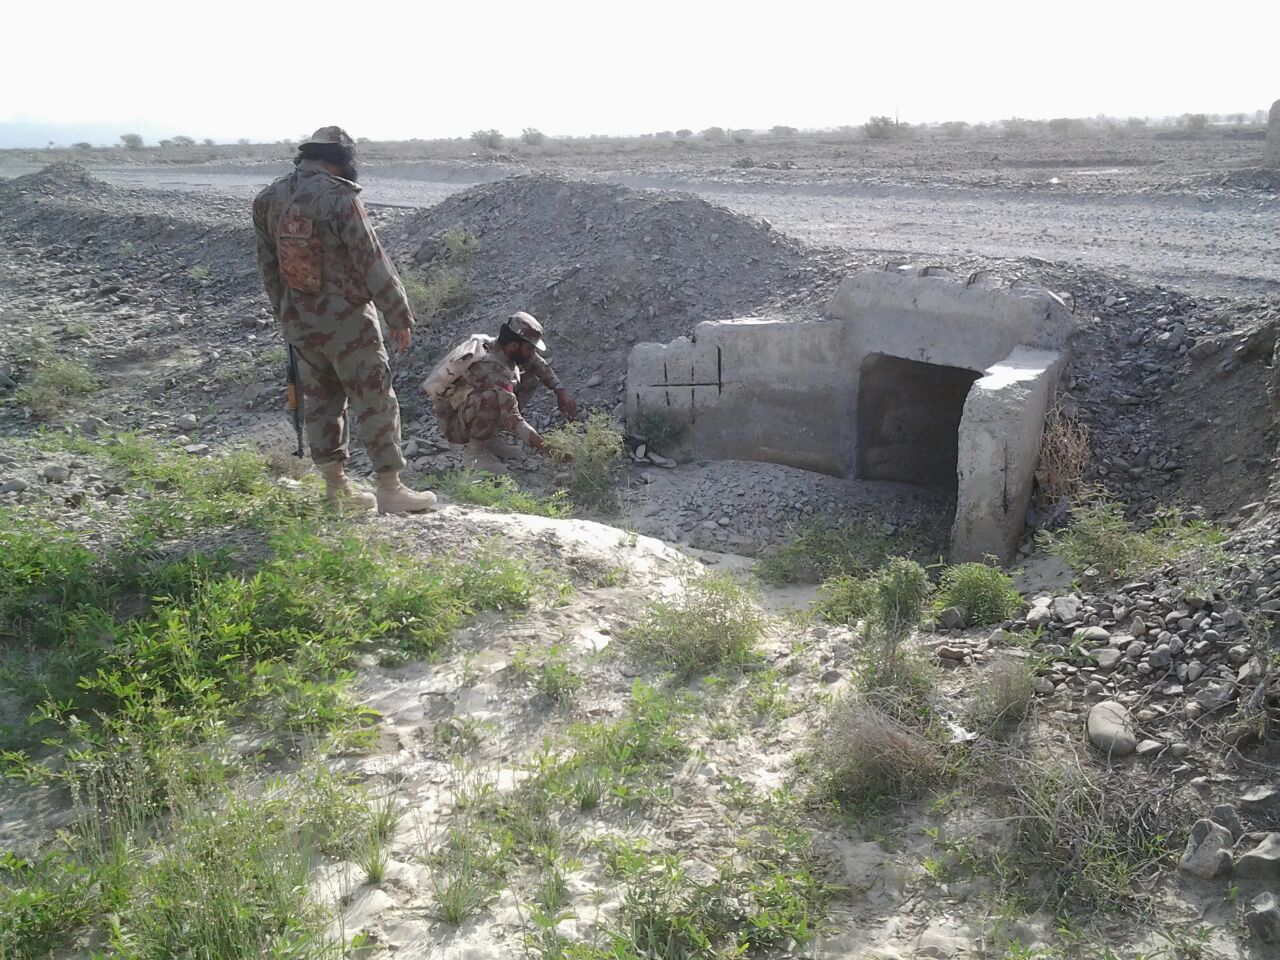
[
  {"xmin": 503, "ymin": 311, "xmax": 547, "ymax": 352},
  {"xmin": 300, "ymin": 126, "xmax": 356, "ymax": 149}
]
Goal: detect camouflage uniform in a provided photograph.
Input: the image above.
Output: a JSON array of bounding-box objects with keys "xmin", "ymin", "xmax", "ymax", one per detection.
[
  {"xmin": 252, "ymin": 159, "xmax": 413, "ymax": 473},
  {"xmin": 433, "ymin": 335, "xmax": 562, "ymax": 445}
]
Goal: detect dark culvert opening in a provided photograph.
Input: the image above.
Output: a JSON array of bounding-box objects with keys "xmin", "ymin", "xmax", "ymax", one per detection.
[{"xmin": 856, "ymin": 354, "xmax": 982, "ymax": 493}]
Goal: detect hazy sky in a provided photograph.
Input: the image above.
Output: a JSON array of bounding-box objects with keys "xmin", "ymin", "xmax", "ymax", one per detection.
[{"xmin": 4, "ymin": 0, "xmax": 1276, "ymax": 144}]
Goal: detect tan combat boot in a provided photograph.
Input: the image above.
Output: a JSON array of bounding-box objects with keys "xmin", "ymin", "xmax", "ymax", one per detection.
[
  {"xmin": 375, "ymin": 471, "xmax": 438, "ymax": 514},
  {"xmin": 318, "ymin": 461, "xmax": 377, "ymax": 513}
]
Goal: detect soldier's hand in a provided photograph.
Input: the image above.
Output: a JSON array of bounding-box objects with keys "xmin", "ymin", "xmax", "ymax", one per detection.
[
  {"xmin": 555, "ymin": 388, "xmax": 578, "ymax": 421},
  {"xmin": 388, "ymin": 328, "xmax": 412, "ymax": 354}
]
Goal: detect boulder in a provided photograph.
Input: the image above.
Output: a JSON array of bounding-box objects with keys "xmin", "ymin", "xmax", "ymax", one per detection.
[
  {"xmin": 1245, "ymin": 892, "xmax": 1280, "ymax": 945},
  {"xmin": 1087, "ymin": 700, "xmax": 1137, "ymax": 757},
  {"xmin": 1211, "ymin": 804, "xmax": 1244, "ymax": 840},
  {"xmin": 1091, "ymin": 648, "xmax": 1122, "ymax": 671},
  {"xmin": 1026, "ymin": 600, "xmax": 1052, "ymax": 629},
  {"xmin": 1178, "ymin": 818, "xmax": 1234, "ymax": 879},
  {"xmin": 1241, "ymin": 785, "xmax": 1278, "ymax": 813},
  {"xmin": 1235, "ymin": 833, "xmax": 1280, "ymax": 880},
  {"xmin": 1051, "ymin": 595, "xmax": 1082, "ymax": 622},
  {"xmin": 1192, "ymin": 680, "xmax": 1237, "ymax": 715}
]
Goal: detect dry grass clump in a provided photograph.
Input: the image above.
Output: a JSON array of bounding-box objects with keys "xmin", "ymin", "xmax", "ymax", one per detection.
[
  {"xmin": 995, "ymin": 750, "xmax": 1170, "ymax": 913},
  {"xmin": 965, "ymin": 657, "xmax": 1035, "ymax": 734},
  {"xmin": 814, "ymin": 696, "xmax": 944, "ymax": 811},
  {"xmin": 1035, "ymin": 399, "xmax": 1090, "ymax": 504}
]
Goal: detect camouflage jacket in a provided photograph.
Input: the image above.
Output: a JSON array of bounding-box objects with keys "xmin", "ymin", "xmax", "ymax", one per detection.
[
  {"xmin": 433, "ymin": 335, "xmax": 561, "ymax": 404},
  {"xmin": 436, "ymin": 335, "xmax": 562, "ymax": 442},
  {"xmin": 252, "ymin": 160, "xmax": 414, "ymax": 349}
]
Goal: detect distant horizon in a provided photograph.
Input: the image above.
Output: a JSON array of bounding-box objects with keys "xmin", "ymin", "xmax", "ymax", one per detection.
[
  {"xmin": 0, "ymin": 106, "xmax": 1272, "ymax": 151},
  {"xmin": 4, "ymin": 0, "xmax": 1276, "ymax": 150}
]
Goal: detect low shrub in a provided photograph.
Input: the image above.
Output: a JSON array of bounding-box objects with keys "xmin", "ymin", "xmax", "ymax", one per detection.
[
  {"xmin": 0, "ymin": 851, "xmax": 97, "ymax": 959},
  {"xmin": 635, "ymin": 411, "xmax": 686, "ymax": 455},
  {"xmin": 469, "ymin": 129, "xmax": 505, "ymax": 150},
  {"xmin": 819, "ymin": 558, "xmax": 931, "ymax": 636},
  {"xmin": 1040, "ymin": 493, "xmax": 1225, "ymax": 583},
  {"xmin": 934, "ymin": 561, "xmax": 1020, "ymax": 626},
  {"xmin": 816, "ymin": 574, "xmax": 877, "ymax": 626},
  {"xmin": 403, "ymin": 267, "xmax": 470, "ymax": 320},
  {"xmin": 623, "ymin": 573, "xmax": 762, "ymax": 676},
  {"xmin": 442, "ymin": 226, "xmax": 479, "ymax": 262}
]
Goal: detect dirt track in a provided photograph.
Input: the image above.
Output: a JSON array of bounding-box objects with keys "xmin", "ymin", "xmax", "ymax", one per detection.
[{"xmin": 3, "ymin": 156, "xmax": 1276, "ymax": 296}]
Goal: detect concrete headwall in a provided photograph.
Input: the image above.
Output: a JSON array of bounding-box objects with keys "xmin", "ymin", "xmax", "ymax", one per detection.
[
  {"xmin": 627, "ymin": 317, "xmax": 852, "ymax": 476},
  {"xmin": 625, "ymin": 270, "xmax": 1079, "ymax": 561}
]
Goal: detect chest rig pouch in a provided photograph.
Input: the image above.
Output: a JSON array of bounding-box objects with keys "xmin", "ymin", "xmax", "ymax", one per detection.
[{"xmin": 277, "ymin": 207, "xmax": 323, "ymax": 294}]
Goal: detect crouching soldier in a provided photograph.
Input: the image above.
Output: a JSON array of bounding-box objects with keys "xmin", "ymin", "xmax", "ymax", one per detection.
[
  {"xmin": 423, "ymin": 312, "xmax": 577, "ymax": 473},
  {"xmin": 252, "ymin": 125, "xmax": 436, "ymax": 514}
]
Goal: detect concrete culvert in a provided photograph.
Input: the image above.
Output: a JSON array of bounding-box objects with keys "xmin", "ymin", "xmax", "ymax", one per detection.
[{"xmin": 627, "ymin": 269, "xmax": 1080, "ymax": 562}]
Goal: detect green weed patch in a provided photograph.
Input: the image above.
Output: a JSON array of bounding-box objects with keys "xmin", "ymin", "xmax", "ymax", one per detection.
[{"xmin": 434, "ymin": 467, "xmax": 571, "ymax": 517}]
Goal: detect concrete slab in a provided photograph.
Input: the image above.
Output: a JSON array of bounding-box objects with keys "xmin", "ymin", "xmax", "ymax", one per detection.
[{"xmin": 1269, "ymin": 100, "xmax": 1280, "ymax": 169}]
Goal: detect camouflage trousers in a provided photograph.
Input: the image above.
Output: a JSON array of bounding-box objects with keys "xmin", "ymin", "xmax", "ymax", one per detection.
[
  {"xmin": 435, "ymin": 389, "xmax": 511, "ymax": 445},
  {"xmin": 434, "ymin": 378, "xmax": 540, "ymax": 445},
  {"xmin": 289, "ymin": 321, "xmax": 406, "ymax": 473}
]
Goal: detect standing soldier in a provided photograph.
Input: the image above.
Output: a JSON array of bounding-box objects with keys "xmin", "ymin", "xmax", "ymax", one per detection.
[
  {"xmin": 252, "ymin": 125, "xmax": 435, "ymax": 513},
  {"xmin": 423, "ymin": 312, "xmax": 578, "ymax": 473}
]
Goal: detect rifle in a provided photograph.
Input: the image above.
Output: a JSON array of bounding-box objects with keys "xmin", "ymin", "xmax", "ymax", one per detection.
[{"xmin": 286, "ymin": 344, "xmax": 305, "ymax": 458}]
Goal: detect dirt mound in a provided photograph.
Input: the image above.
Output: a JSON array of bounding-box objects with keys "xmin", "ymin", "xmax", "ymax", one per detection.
[
  {"xmin": 0, "ymin": 161, "xmax": 109, "ymax": 199},
  {"xmin": 386, "ymin": 175, "xmax": 846, "ymax": 413}
]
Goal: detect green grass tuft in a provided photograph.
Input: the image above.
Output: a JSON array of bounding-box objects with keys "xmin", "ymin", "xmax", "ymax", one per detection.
[
  {"xmin": 15, "ymin": 358, "xmax": 97, "ymax": 418},
  {"xmin": 757, "ymin": 516, "xmax": 928, "ymax": 585},
  {"xmin": 1039, "ymin": 491, "xmax": 1227, "ymax": 584},
  {"xmin": 541, "ymin": 412, "xmax": 625, "ymax": 513}
]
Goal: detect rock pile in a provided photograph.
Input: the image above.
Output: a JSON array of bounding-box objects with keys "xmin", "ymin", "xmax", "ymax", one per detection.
[
  {"xmin": 385, "ymin": 174, "xmax": 847, "ymax": 417},
  {"xmin": 1011, "ymin": 583, "xmax": 1268, "ymax": 718}
]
